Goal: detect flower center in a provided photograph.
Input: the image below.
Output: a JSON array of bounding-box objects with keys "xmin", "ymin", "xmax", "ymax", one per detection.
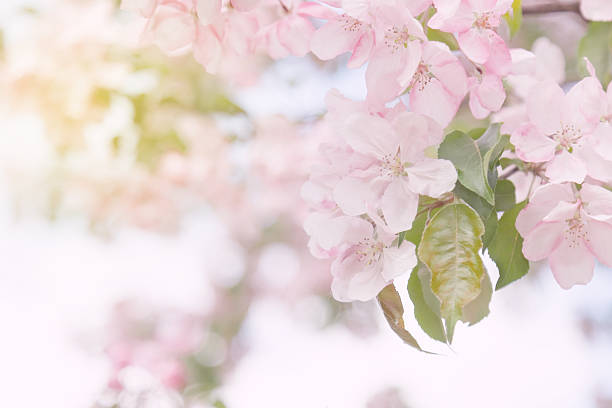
[
  {"xmin": 549, "ymin": 124, "xmax": 583, "ymax": 151},
  {"xmin": 356, "ymin": 237, "xmax": 384, "ymax": 265},
  {"xmin": 384, "ymin": 25, "xmax": 414, "ymax": 52},
  {"xmin": 564, "ymin": 215, "xmax": 589, "ymax": 248},
  {"xmin": 339, "ymin": 14, "xmax": 364, "ymax": 32},
  {"xmin": 411, "ymin": 63, "xmax": 433, "ymax": 91},
  {"xmin": 474, "ymin": 12, "xmax": 496, "ymax": 30},
  {"xmin": 379, "ymin": 151, "xmax": 404, "ymax": 178}
]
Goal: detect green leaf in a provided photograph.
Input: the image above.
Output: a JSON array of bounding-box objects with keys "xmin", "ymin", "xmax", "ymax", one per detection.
[
  {"xmin": 478, "ymin": 124, "xmax": 507, "ymax": 172},
  {"xmin": 439, "ymin": 131, "xmax": 494, "ymax": 205},
  {"xmin": 489, "ymin": 201, "xmax": 530, "ymax": 290},
  {"xmin": 454, "ymin": 182, "xmax": 493, "ymax": 221},
  {"xmin": 503, "ymin": 0, "xmax": 522, "ymax": 38},
  {"xmin": 482, "ymin": 209, "xmax": 498, "ymax": 251},
  {"xmin": 468, "ymin": 128, "xmax": 486, "ymax": 140},
  {"xmin": 408, "ymin": 263, "xmax": 447, "ymax": 343},
  {"xmin": 494, "ymin": 179, "xmax": 516, "ymax": 211},
  {"xmin": 452, "ymin": 183, "xmax": 497, "ymax": 250},
  {"xmin": 398, "ymin": 211, "xmax": 428, "ymax": 247},
  {"xmin": 427, "ymin": 31, "xmax": 459, "ymax": 51},
  {"xmin": 462, "ymin": 270, "xmax": 492, "ymax": 325},
  {"xmin": 377, "ymin": 284, "xmax": 424, "ymax": 351},
  {"xmin": 417, "ymin": 203, "xmax": 487, "ymax": 342},
  {"xmin": 578, "ymin": 22, "xmax": 612, "ymax": 86}
]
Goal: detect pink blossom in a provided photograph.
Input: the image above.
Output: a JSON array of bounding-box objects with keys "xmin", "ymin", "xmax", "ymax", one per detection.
[
  {"xmin": 516, "ymin": 183, "xmax": 612, "ymax": 289},
  {"xmin": 141, "ymin": 2, "xmax": 197, "ymax": 55},
  {"xmin": 406, "ymin": 41, "xmax": 468, "ymax": 127},
  {"xmin": 494, "ymin": 38, "xmax": 565, "ymax": 133},
  {"xmin": 310, "ymin": 11, "xmax": 375, "ymax": 68},
  {"xmin": 510, "ymin": 78, "xmax": 607, "ymax": 183},
  {"xmin": 334, "ymin": 111, "xmax": 457, "ymax": 233},
  {"xmin": 329, "ymin": 216, "xmax": 417, "ymax": 301},
  {"xmin": 365, "ymin": 4, "xmax": 426, "ymax": 109},
  {"xmin": 576, "ymin": 65, "xmax": 612, "ymax": 184},
  {"xmin": 429, "ymin": 0, "xmax": 512, "ymax": 75},
  {"xmin": 468, "ymin": 72, "xmax": 505, "ymax": 119},
  {"xmin": 257, "ymin": 1, "xmax": 331, "ymax": 58}
]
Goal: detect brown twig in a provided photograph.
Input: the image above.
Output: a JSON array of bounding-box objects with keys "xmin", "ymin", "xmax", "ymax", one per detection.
[{"xmin": 522, "ymin": 2, "xmax": 583, "ymax": 19}]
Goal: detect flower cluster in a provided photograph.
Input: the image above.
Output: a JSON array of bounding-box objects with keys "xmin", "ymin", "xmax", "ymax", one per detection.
[
  {"xmin": 302, "ymin": 90, "xmax": 456, "ymax": 301},
  {"xmin": 114, "ymin": 0, "xmax": 612, "ymax": 342},
  {"xmin": 507, "ymin": 60, "xmax": 612, "ymax": 288}
]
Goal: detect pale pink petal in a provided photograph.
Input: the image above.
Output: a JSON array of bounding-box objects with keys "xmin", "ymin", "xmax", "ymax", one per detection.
[
  {"xmin": 468, "ymin": 0, "xmax": 498, "ymax": 13},
  {"xmin": 382, "ymin": 241, "xmax": 418, "ymax": 281},
  {"xmin": 405, "ymin": 159, "xmax": 457, "ymax": 198},
  {"xmin": 365, "ymin": 48, "xmax": 405, "ymax": 109},
  {"xmin": 591, "ymin": 122, "xmax": 612, "ymax": 157},
  {"xmin": 196, "ymin": 0, "xmax": 221, "ymax": 25},
  {"xmin": 121, "ymin": 0, "xmax": 158, "ymax": 17},
  {"xmin": 147, "ymin": 5, "xmax": 195, "ymax": 54},
  {"xmin": 278, "ymin": 16, "xmax": 315, "ymax": 57},
  {"xmin": 347, "ymin": 30, "xmax": 375, "ymax": 69},
  {"xmin": 542, "ymin": 201, "xmax": 581, "ymax": 222},
  {"xmin": 475, "ymin": 74, "xmax": 506, "ymax": 111},
  {"xmin": 394, "ymin": 112, "xmax": 443, "ymax": 162},
  {"xmin": 397, "ymin": 41, "xmax": 423, "ymax": 88},
  {"xmin": 581, "ymin": 0, "xmax": 612, "ymax": 22},
  {"xmin": 527, "ymin": 80, "xmax": 565, "ymax": 135},
  {"xmin": 296, "ymin": 2, "xmax": 339, "ymax": 19},
  {"xmin": 585, "ymin": 217, "xmax": 612, "ymax": 267},
  {"xmin": 410, "ymin": 78, "xmax": 460, "ymax": 128},
  {"xmin": 469, "ymin": 87, "xmax": 492, "ymax": 119},
  {"xmin": 429, "ymin": 1, "xmax": 473, "ymax": 31},
  {"xmin": 577, "ymin": 144, "xmax": 612, "ymax": 184},
  {"xmin": 510, "ymin": 124, "xmax": 557, "ymax": 163},
  {"xmin": 532, "ymin": 37, "xmax": 566, "ymax": 84},
  {"xmin": 483, "ymin": 31, "xmax": 511, "ymax": 76},
  {"xmin": 566, "ymin": 76, "xmax": 607, "ymax": 125},
  {"xmin": 549, "ymin": 239, "xmax": 595, "ymax": 289},
  {"xmin": 544, "ymin": 150, "xmax": 588, "ymax": 184},
  {"xmin": 407, "ymin": 0, "xmax": 433, "ymax": 15},
  {"xmin": 193, "ymin": 25, "xmax": 222, "ymax": 73},
  {"xmin": 522, "ymin": 221, "xmax": 565, "ymax": 261},
  {"xmin": 258, "ymin": 24, "xmax": 289, "ymax": 59},
  {"xmin": 458, "ymin": 29, "xmax": 490, "ymax": 65},
  {"xmin": 230, "ymin": 0, "xmax": 260, "ymax": 11},
  {"xmin": 331, "ymin": 252, "xmax": 387, "ymax": 301},
  {"xmin": 581, "ymin": 184, "xmax": 612, "ymax": 216},
  {"xmin": 426, "ymin": 41, "xmax": 468, "ymax": 100},
  {"xmin": 343, "ymin": 114, "xmax": 398, "ymax": 158},
  {"xmin": 333, "ymin": 176, "xmax": 378, "ymax": 216},
  {"xmin": 381, "ymin": 179, "xmax": 419, "ymax": 233},
  {"xmin": 304, "ymin": 213, "xmax": 373, "ymax": 250},
  {"xmin": 515, "ymin": 183, "xmax": 575, "ymax": 236},
  {"xmin": 311, "ymin": 19, "xmax": 362, "ymax": 61},
  {"xmin": 224, "ymin": 13, "xmax": 259, "ymax": 55}
]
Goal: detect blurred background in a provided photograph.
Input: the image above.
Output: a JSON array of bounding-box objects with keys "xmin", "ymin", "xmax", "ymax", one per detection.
[{"xmin": 0, "ymin": 1, "xmax": 611, "ymax": 407}]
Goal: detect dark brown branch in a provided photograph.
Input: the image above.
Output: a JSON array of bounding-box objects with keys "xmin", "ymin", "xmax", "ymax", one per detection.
[{"xmin": 522, "ymin": 2, "xmax": 581, "ymax": 16}]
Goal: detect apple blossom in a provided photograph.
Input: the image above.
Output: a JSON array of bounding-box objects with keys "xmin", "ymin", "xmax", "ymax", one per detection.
[
  {"xmin": 365, "ymin": 3, "xmax": 426, "ymax": 109},
  {"xmin": 429, "ymin": 0, "xmax": 512, "ymax": 74},
  {"xmin": 510, "ymin": 77, "xmax": 608, "ymax": 184},
  {"xmin": 406, "ymin": 41, "xmax": 468, "ymax": 127},
  {"xmin": 516, "ymin": 183, "xmax": 612, "ymax": 289},
  {"xmin": 328, "ymin": 215, "xmax": 417, "ymax": 301}
]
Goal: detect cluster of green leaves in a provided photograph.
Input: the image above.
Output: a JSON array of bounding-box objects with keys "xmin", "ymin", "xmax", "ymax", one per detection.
[{"xmin": 378, "ymin": 124, "xmax": 530, "ymax": 350}]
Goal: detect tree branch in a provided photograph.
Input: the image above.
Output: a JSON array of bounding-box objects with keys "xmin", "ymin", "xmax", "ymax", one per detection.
[{"xmin": 522, "ymin": 2, "xmax": 582, "ymax": 17}]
